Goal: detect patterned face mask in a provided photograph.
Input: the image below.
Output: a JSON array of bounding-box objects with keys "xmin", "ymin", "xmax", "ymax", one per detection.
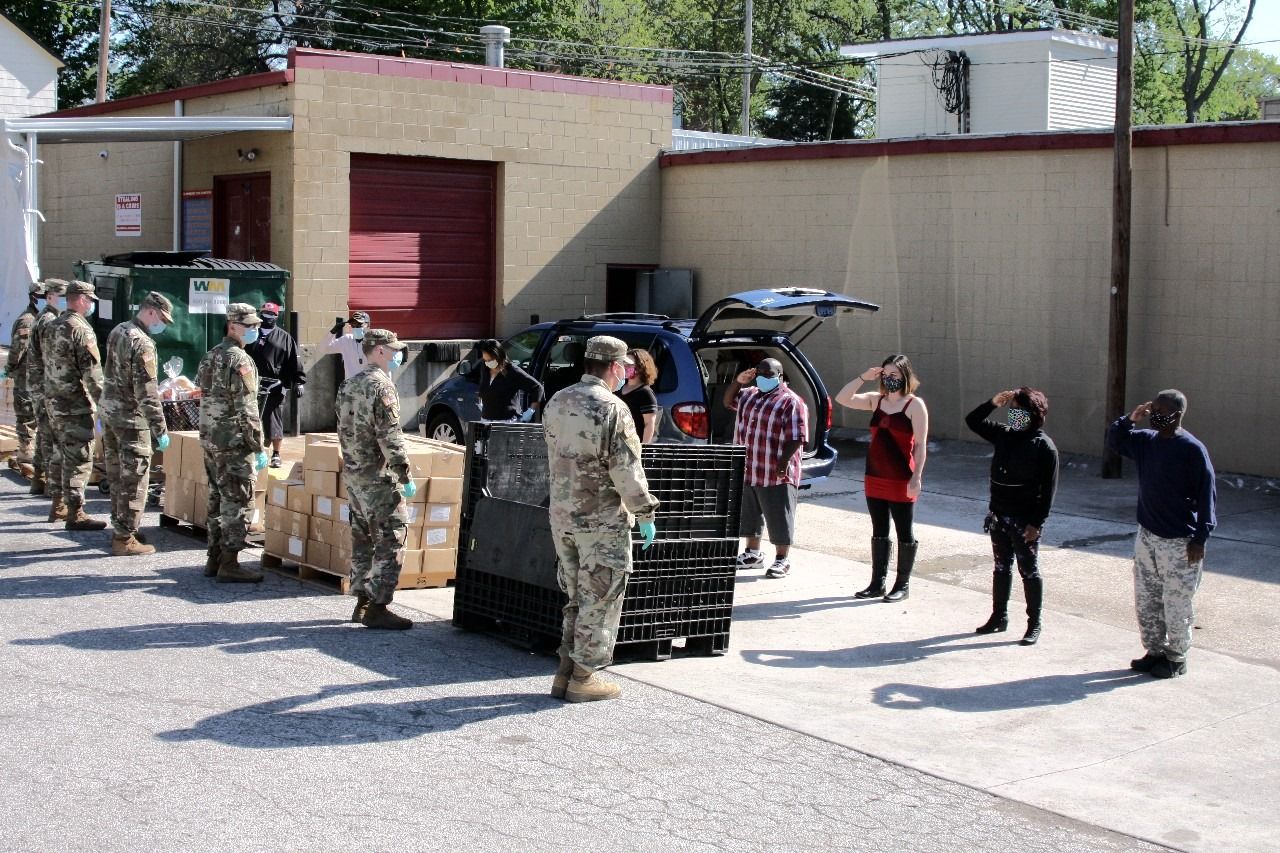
[
  {"xmin": 1150, "ymin": 410, "xmax": 1178, "ymax": 429},
  {"xmin": 1007, "ymin": 408, "xmax": 1032, "ymax": 431},
  {"xmin": 881, "ymin": 374, "xmax": 905, "ymax": 393}
]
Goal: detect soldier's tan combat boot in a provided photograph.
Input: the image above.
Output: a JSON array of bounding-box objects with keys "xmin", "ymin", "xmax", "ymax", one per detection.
[
  {"xmin": 350, "ymin": 594, "xmax": 370, "ymax": 623},
  {"xmin": 65, "ymin": 503, "xmax": 107, "ymax": 531},
  {"xmin": 28, "ymin": 472, "xmax": 46, "ymax": 495},
  {"xmin": 16, "ymin": 462, "xmax": 35, "ymax": 480},
  {"xmin": 215, "ymin": 550, "xmax": 264, "ymax": 584},
  {"xmin": 565, "ymin": 664, "xmax": 621, "ymax": 703},
  {"xmin": 47, "ymin": 498, "xmax": 68, "ymax": 523},
  {"xmin": 204, "ymin": 545, "xmax": 222, "ymax": 577},
  {"xmin": 111, "ymin": 535, "xmax": 156, "ymax": 556},
  {"xmin": 360, "ymin": 603, "xmax": 413, "ymax": 630},
  {"xmin": 551, "ymin": 655, "xmax": 574, "ymax": 699}
]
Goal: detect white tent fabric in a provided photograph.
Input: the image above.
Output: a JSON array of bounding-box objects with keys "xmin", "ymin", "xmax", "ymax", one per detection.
[{"xmin": 1, "ymin": 136, "xmax": 36, "ymax": 346}]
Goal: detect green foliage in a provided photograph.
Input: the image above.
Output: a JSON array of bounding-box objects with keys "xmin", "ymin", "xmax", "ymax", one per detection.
[
  {"xmin": 756, "ymin": 77, "xmax": 870, "ymax": 139},
  {"xmin": 4, "ymin": 1, "xmax": 101, "ymax": 107}
]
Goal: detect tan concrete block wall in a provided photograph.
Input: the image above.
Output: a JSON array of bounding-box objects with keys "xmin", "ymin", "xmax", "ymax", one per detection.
[{"xmin": 660, "ymin": 142, "xmax": 1280, "ymax": 478}]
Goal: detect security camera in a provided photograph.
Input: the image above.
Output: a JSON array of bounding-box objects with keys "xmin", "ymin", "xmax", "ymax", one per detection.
[
  {"xmin": 245, "ymin": 149, "xmax": 257, "ymax": 161},
  {"xmin": 98, "ymin": 149, "xmax": 109, "ymax": 159}
]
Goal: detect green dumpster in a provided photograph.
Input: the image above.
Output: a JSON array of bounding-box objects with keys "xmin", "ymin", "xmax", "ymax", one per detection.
[{"xmin": 75, "ymin": 252, "xmax": 290, "ymax": 383}]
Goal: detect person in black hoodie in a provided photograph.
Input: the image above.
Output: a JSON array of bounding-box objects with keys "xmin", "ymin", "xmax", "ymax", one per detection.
[
  {"xmin": 246, "ymin": 302, "xmax": 306, "ymax": 467},
  {"xmin": 965, "ymin": 387, "xmax": 1058, "ymax": 645}
]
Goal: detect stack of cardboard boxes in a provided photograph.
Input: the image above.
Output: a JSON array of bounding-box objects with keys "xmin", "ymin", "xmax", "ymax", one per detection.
[
  {"xmin": 262, "ymin": 434, "xmax": 465, "ymax": 590},
  {"xmin": 161, "ymin": 431, "xmax": 290, "ymax": 530}
]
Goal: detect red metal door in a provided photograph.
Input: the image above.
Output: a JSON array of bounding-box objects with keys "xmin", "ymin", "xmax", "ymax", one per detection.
[
  {"xmin": 214, "ymin": 173, "xmax": 271, "ymax": 261},
  {"xmin": 349, "ymin": 154, "xmax": 496, "ymax": 339}
]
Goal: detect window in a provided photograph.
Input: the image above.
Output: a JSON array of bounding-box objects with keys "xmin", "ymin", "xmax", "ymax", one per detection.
[{"xmin": 503, "ymin": 330, "xmax": 542, "ymax": 371}]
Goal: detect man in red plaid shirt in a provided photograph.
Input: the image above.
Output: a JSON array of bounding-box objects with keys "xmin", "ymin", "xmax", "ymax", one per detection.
[{"xmin": 722, "ymin": 358, "xmax": 808, "ymax": 578}]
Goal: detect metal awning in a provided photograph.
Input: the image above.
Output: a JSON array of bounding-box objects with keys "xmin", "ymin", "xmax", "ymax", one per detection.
[{"xmin": 2, "ymin": 115, "xmax": 293, "ymax": 143}]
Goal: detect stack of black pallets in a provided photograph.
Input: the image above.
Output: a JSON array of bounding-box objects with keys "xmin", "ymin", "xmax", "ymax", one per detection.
[{"xmin": 453, "ymin": 422, "xmax": 744, "ymax": 661}]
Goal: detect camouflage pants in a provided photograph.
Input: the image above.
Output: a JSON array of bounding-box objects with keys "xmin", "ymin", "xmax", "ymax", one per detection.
[
  {"xmin": 103, "ymin": 423, "xmax": 153, "ymax": 537},
  {"xmin": 346, "ymin": 479, "xmax": 408, "ymax": 605},
  {"xmin": 1134, "ymin": 526, "xmax": 1204, "ymax": 663},
  {"xmin": 34, "ymin": 398, "xmax": 62, "ymax": 497},
  {"xmin": 55, "ymin": 411, "xmax": 95, "ymax": 508},
  {"xmin": 12, "ymin": 375, "xmax": 35, "ymax": 461},
  {"xmin": 552, "ymin": 522, "xmax": 632, "ymax": 671},
  {"xmin": 203, "ymin": 447, "xmax": 255, "ymax": 551}
]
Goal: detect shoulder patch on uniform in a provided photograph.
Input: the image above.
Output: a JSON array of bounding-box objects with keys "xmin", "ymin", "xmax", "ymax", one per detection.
[
  {"xmin": 238, "ymin": 363, "xmax": 252, "ymax": 376},
  {"xmin": 382, "ymin": 394, "xmax": 396, "ymax": 409}
]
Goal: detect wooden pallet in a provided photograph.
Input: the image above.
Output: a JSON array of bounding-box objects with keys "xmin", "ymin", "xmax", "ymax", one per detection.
[
  {"xmin": 158, "ymin": 513, "xmax": 266, "ymax": 547},
  {"xmin": 261, "ymin": 551, "xmax": 351, "ymax": 593}
]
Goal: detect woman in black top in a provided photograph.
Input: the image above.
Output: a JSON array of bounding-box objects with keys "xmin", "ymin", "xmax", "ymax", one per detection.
[
  {"xmin": 618, "ymin": 348, "xmax": 659, "ymax": 443},
  {"xmin": 468, "ymin": 339, "xmax": 544, "ymax": 422},
  {"xmin": 965, "ymin": 387, "xmax": 1059, "ymax": 645}
]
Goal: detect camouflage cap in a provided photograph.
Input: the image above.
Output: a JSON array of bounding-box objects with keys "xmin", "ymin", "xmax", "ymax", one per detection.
[
  {"xmin": 140, "ymin": 291, "xmax": 174, "ymax": 325},
  {"xmin": 42, "ymin": 278, "xmax": 69, "ymax": 295},
  {"xmin": 226, "ymin": 302, "xmax": 262, "ymax": 326},
  {"xmin": 349, "ymin": 310, "xmax": 371, "ymax": 326},
  {"xmin": 364, "ymin": 328, "xmax": 407, "ymax": 351},
  {"xmin": 29, "ymin": 279, "xmax": 47, "ymax": 296},
  {"xmin": 66, "ymin": 280, "xmax": 99, "ymax": 300},
  {"xmin": 584, "ymin": 335, "xmax": 634, "ymax": 365}
]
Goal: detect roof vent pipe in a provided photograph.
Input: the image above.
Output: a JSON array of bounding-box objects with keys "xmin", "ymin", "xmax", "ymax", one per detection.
[{"xmin": 480, "ymin": 25, "xmax": 511, "ymax": 68}]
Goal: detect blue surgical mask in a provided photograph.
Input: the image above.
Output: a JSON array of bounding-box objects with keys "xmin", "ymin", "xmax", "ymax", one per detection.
[
  {"xmin": 390, "ymin": 351, "xmax": 404, "ymax": 370},
  {"xmin": 241, "ymin": 327, "xmax": 259, "ymax": 346},
  {"xmin": 147, "ymin": 321, "xmax": 167, "ymax": 336},
  {"xmin": 85, "ymin": 302, "xmax": 96, "ymax": 317},
  {"xmin": 352, "ymin": 328, "xmax": 365, "ymax": 341},
  {"xmin": 35, "ymin": 299, "xmax": 46, "ymax": 311},
  {"xmin": 756, "ymin": 375, "xmax": 781, "ymax": 393},
  {"xmin": 1007, "ymin": 408, "xmax": 1032, "ymax": 431}
]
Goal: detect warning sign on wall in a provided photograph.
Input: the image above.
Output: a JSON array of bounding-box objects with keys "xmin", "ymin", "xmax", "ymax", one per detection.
[
  {"xmin": 115, "ymin": 193, "xmax": 142, "ymax": 237},
  {"xmin": 189, "ymin": 277, "xmax": 230, "ymax": 314}
]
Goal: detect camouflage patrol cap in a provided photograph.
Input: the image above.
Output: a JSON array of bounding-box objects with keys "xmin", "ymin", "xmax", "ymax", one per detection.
[
  {"xmin": 66, "ymin": 280, "xmax": 99, "ymax": 301},
  {"xmin": 140, "ymin": 291, "xmax": 174, "ymax": 324},
  {"xmin": 29, "ymin": 279, "xmax": 47, "ymax": 296},
  {"xmin": 226, "ymin": 302, "xmax": 262, "ymax": 326},
  {"xmin": 584, "ymin": 335, "xmax": 634, "ymax": 365},
  {"xmin": 42, "ymin": 278, "xmax": 69, "ymax": 295},
  {"xmin": 363, "ymin": 328, "xmax": 407, "ymax": 351},
  {"xmin": 349, "ymin": 310, "xmax": 371, "ymax": 326}
]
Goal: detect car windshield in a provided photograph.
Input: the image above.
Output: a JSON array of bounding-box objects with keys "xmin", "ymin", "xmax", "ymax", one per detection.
[{"xmin": 540, "ymin": 330, "xmax": 668, "ymax": 399}]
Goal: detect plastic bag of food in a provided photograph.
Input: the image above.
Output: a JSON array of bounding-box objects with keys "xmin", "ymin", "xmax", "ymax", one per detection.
[{"xmin": 158, "ymin": 356, "xmax": 189, "ymax": 400}]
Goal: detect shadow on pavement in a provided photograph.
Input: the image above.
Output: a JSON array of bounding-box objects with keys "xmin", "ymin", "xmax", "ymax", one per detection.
[
  {"xmin": 731, "ymin": 595, "xmax": 882, "ymax": 620},
  {"xmin": 741, "ymin": 632, "xmax": 1026, "ymax": 670},
  {"xmin": 870, "ymin": 669, "xmax": 1148, "ymax": 712}
]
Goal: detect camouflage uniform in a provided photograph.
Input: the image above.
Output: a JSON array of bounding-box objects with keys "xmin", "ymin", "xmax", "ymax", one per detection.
[
  {"xmin": 336, "ymin": 331, "xmax": 411, "ymax": 606},
  {"xmin": 1134, "ymin": 528, "xmax": 1204, "ymax": 663},
  {"xmin": 100, "ymin": 293, "xmax": 172, "ymax": 539},
  {"xmin": 48, "ymin": 285, "xmax": 105, "ymax": 512},
  {"xmin": 4, "ymin": 284, "xmax": 42, "ymax": 465},
  {"xmin": 28, "ymin": 281, "xmax": 68, "ymax": 498},
  {"xmin": 197, "ymin": 307, "xmax": 264, "ymax": 554},
  {"xmin": 543, "ymin": 338, "xmax": 659, "ymax": 671}
]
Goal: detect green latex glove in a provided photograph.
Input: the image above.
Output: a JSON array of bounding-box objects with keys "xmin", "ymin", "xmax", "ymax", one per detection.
[
  {"xmin": 638, "ymin": 520, "xmax": 656, "ymax": 550},
  {"xmin": 254, "ymin": 450, "xmax": 268, "ymax": 471},
  {"xmin": 156, "ymin": 434, "xmax": 170, "ymax": 452},
  {"xmin": 402, "ymin": 480, "xmax": 417, "ymax": 498}
]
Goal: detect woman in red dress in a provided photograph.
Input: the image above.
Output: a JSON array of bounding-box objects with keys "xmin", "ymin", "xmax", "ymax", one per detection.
[{"xmin": 835, "ymin": 354, "xmax": 930, "ymax": 602}]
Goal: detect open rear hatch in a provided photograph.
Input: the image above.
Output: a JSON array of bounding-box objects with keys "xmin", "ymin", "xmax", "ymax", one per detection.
[{"xmin": 691, "ymin": 287, "xmax": 879, "ymax": 347}]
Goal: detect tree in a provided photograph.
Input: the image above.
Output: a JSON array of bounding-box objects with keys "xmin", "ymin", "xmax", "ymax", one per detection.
[
  {"xmin": 1150, "ymin": 0, "xmax": 1258, "ymax": 122},
  {"xmin": 756, "ymin": 77, "xmax": 871, "ymax": 139},
  {"xmin": 4, "ymin": 1, "xmax": 102, "ymax": 107}
]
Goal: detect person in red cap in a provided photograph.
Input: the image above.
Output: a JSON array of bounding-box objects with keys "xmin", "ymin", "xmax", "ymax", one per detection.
[{"xmin": 245, "ymin": 302, "xmax": 306, "ymax": 467}]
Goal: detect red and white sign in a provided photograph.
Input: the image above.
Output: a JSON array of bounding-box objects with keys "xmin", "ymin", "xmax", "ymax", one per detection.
[{"xmin": 115, "ymin": 193, "xmax": 142, "ymax": 237}]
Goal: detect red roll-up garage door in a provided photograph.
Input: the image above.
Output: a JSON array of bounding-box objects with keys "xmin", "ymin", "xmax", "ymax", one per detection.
[{"xmin": 349, "ymin": 154, "xmax": 496, "ymax": 339}]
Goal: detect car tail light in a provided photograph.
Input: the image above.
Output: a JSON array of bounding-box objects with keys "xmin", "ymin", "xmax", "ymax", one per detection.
[
  {"xmin": 672, "ymin": 402, "xmax": 709, "ymax": 439},
  {"xmin": 825, "ymin": 396, "xmax": 832, "ymax": 431}
]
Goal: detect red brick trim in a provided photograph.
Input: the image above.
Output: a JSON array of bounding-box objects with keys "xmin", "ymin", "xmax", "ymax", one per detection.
[
  {"xmin": 660, "ymin": 122, "xmax": 1280, "ymax": 167},
  {"xmin": 289, "ymin": 47, "xmax": 673, "ymax": 104},
  {"xmin": 41, "ymin": 70, "xmax": 294, "ymax": 117}
]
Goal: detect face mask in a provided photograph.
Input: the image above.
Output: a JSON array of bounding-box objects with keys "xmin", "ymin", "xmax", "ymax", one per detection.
[
  {"xmin": 261, "ymin": 318, "xmax": 276, "ymax": 330},
  {"xmin": 352, "ymin": 328, "xmax": 365, "ymax": 341},
  {"xmin": 1150, "ymin": 411, "xmax": 1178, "ymax": 429},
  {"xmin": 85, "ymin": 302, "xmax": 96, "ymax": 317},
  {"xmin": 483, "ymin": 359, "xmax": 498, "ymax": 370},
  {"xmin": 35, "ymin": 299, "xmax": 46, "ymax": 311},
  {"xmin": 612, "ymin": 365, "xmax": 626, "ymax": 392},
  {"xmin": 48, "ymin": 298, "xmax": 61, "ymax": 311},
  {"xmin": 881, "ymin": 374, "xmax": 905, "ymax": 393},
  {"xmin": 390, "ymin": 351, "xmax": 404, "ymax": 370},
  {"xmin": 147, "ymin": 322, "xmax": 167, "ymax": 336},
  {"xmin": 1007, "ymin": 408, "xmax": 1032, "ymax": 431},
  {"xmin": 624, "ymin": 365, "xmax": 637, "ymax": 380},
  {"xmin": 756, "ymin": 375, "xmax": 781, "ymax": 393},
  {"xmin": 240, "ymin": 327, "xmax": 259, "ymax": 346}
]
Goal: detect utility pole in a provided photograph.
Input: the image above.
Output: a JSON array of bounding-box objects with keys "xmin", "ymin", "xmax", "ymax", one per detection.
[
  {"xmin": 1102, "ymin": 0, "xmax": 1134, "ymax": 479},
  {"xmin": 96, "ymin": 0, "xmax": 111, "ymax": 103},
  {"xmin": 741, "ymin": 0, "xmax": 753, "ymax": 136}
]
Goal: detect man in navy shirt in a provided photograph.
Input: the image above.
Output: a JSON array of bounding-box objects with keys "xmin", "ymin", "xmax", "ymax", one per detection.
[{"xmin": 1106, "ymin": 389, "xmax": 1216, "ymax": 679}]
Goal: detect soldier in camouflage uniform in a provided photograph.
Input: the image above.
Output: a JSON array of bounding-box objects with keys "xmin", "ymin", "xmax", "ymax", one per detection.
[
  {"xmin": 47, "ymin": 280, "xmax": 108, "ymax": 531},
  {"xmin": 27, "ymin": 279, "xmax": 68, "ymax": 500},
  {"xmin": 2, "ymin": 279, "xmax": 44, "ymax": 480},
  {"xmin": 197, "ymin": 303, "xmax": 269, "ymax": 583},
  {"xmin": 335, "ymin": 329, "xmax": 414, "ymax": 630},
  {"xmin": 101, "ymin": 292, "xmax": 174, "ymax": 556},
  {"xmin": 543, "ymin": 335, "xmax": 659, "ymax": 703}
]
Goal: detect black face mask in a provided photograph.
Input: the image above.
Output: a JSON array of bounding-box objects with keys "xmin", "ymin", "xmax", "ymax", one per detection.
[
  {"xmin": 1150, "ymin": 411, "xmax": 1178, "ymax": 429},
  {"xmin": 260, "ymin": 318, "xmax": 277, "ymax": 330}
]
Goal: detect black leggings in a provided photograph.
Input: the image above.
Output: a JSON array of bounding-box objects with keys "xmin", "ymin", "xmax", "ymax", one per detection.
[{"xmin": 867, "ymin": 497, "xmax": 915, "ymax": 542}]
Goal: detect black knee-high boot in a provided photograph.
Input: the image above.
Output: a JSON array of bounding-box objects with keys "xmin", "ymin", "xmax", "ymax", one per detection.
[
  {"xmin": 855, "ymin": 537, "xmax": 892, "ymax": 598},
  {"xmin": 1021, "ymin": 575, "xmax": 1043, "ymax": 645},
  {"xmin": 976, "ymin": 572, "xmax": 1012, "ymax": 633},
  {"xmin": 883, "ymin": 540, "xmax": 917, "ymax": 602}
]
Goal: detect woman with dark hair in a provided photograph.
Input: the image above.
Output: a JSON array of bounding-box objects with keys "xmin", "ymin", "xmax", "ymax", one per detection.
[
  {"xmin": 468, "ymin": 339, "xmax": 544, "ymax": 422},
  {"xmin": 835, "ymin": 354, "xmax": 929, "ymax": 603},
  {"xmin": 618, "ymin": 348, "xmax": 659, "ymax": 443},
  {"xmin": 965, "ymin": 387, "xmax": 1059, "ymax": 645}
]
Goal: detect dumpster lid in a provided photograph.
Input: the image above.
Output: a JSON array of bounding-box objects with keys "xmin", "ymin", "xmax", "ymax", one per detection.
[{"xmin": 96, "ymin": 252, "xmax": 287, "ymax": 273}]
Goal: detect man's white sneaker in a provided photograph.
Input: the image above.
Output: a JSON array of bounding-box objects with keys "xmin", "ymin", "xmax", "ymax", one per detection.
[
  {"xmin": 736, "ymin": 549, "xmax": 765, "ymax": 570},
  {"xmin": 765, "ymin": 558, "xmax": 791, "ymax": 579}
]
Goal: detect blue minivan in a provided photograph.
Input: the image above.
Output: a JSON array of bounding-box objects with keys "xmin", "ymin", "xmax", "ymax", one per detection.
[{"xmin": 422, "ymin": 288, "xmax": 879, "ymax": 483}]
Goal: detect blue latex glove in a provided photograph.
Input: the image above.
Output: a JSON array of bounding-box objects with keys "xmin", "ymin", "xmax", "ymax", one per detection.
[
  {"xmin": 254, "ymin": 450, "xmax": 268, "ymax": 471},
  {"xmin": 0, "ymin": 368, "xmax": 7, "ymax": 381},
  {"xmin": 638, "ymin": 520, "xmax": 656, "ymax": 551},
  {"xmin": 519, "ymin": 408, "xmax": 536, "ymax": 423},
  {"xmin": 156, "ymin": 434, "xmax": 170, "ymax": 452},
  {"xmin": 402, "ymin": 480, "xmax": 417, "ymax": 498}
]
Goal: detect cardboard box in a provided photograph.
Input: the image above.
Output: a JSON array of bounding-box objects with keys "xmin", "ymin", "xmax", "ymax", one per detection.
[
  {"xmin": 165, "ymin": 477, "xmax": 196, "ymax": 521},
  {"xmin": 265, "ymin": 529, "xmax": 290, "ymax": 558},
  {"xmin": 313, "ymin": 494, "xmax": 337, "ymax": 520},
  {"xmin": 426, "ymin": 477, "xmax": 464, "ymax": 503},
  {"xmin": 303, "ymin": 440, "xmax": 343, "ymax": 472},
  {"xmin": 310, "ymin": 515, "xmax": 337, "ymax": 546},
  {"xmin": 424, "ymin": 503, "xmax": 457, "ymax": 525},
  {"xmin": 305, "ymin": 432, "xmax": 338, "ymax": 445},
  {"xmin": 400, "ymin": 549, "xmax": 424, "ymax": 573},
  {"xmin": 333, "ymin": 522, "xmax": 352, "ymax": 553},
  {"xmin": 287, "ymin": 484, "xmax": 311, "ymax": 515},
  {"xmin": 306, "ymin": 539, "xmax": 332, "ymax": 570},
  {"xmin": 159, "ymin": 434, "xmax": 183, "ymax": 480},
  {"xmin": 250, "ymin": 490, "xmax": 267, "ymax": 529},
  {"xmin": 421, "ymin": 525, "xmax": 457, "ymax": 549},
  {"xmin": 267, "ymin": 480, "xmax": 302, "ymax": 509},
  {"xmin": 179, "ymin": 435, "xmax": 208, "ymax": 484},
  {"xmin": 336, "ymin": 499, "xmax": 349, "ymax": 524},
  {"xmin": 406, "ymin": 447, "xmax": 434, "ymax": 479},
  {"xmin": 406, "ymin": 476, "xmax": 429, "ymax": 502},
  {"xmin": 338, "ymin": 476, "xmax": 347, "ymax": 499},
  {"xmin": 399, "ymin": 569, "xmax": 455, "ymax": 590},
  {"xmin": 193, "ymin": 483, "xmax": 209, "ymax": 527},
  {"xmin": 403, "ymin": 527, "xmax": 422, "ymax": 550},
  {"xmin": 423, "ymin": 547, "xmax": 458, "ymax": 573},
  {"xmin": 430, "ymin": 445, "xmax": 465, "ymax": 477},
  {"xmin": 404, "ymin": 503, "xmax": 426, "ymax": 527},
  {"xmin": 304, "ymin": 469, "xmax": 339, "ymax": 497},
  {"xmin": 266, "ymin": 504, "xmax": 309, "ymax": 540},
  {"xmin": 284, "ymin": 534, "xmax": 306, "ymax": 561}
]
